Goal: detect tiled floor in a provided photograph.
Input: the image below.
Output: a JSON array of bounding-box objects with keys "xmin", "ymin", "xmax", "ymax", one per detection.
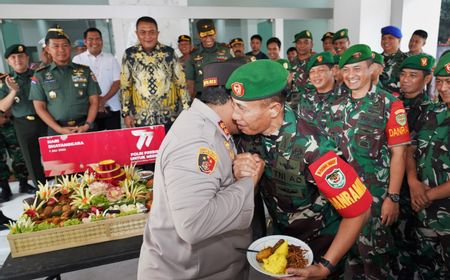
[{"xmin": 0, "ymin": 181, "xmax": 271, "ymax": 280}]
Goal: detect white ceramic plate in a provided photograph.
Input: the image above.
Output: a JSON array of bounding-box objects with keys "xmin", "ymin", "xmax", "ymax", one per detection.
[
  {"xmin": 138, "ymin": 170, "xmax": 154, "ymax": 180},
  {"xmin": 247, "ymin": 235, "xmax": 314, "ymax": 277}
]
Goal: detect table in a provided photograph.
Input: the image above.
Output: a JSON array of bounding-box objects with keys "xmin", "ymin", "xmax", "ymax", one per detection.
[{"xmin": 0, "ymin": 236, "xmax": 143, "ymax": 280}]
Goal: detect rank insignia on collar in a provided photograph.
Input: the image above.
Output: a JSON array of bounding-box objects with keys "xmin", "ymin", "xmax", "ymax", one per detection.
[
  {"xmin": 198, "ymin": 147, "xmax": 218, "ymax": 175},
  {"xmin": 218, "ymin": 120, "xmax": 230, "ymax": 136},
  {"xmin": 420, "ymin": 57, "xmax": 428, "ymax": 67},
  {"xmin": 193, "ymin": 55, "xmax": 203, "ymax": 61}
]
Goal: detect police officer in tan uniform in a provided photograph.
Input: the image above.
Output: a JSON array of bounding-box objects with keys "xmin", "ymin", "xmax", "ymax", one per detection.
[{"xmin": 138, "ymin": 62, "xmax": 264, "ymax": 280}]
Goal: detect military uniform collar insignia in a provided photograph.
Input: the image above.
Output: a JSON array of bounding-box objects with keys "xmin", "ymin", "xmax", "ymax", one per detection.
[{"xmin": 218, "ymin": 120, "xmax": 231, "ymax": 138}]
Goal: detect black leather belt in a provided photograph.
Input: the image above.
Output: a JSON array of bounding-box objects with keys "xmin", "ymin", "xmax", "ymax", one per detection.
[{"xmin": 57, "ymin": 117, "xmax": 86, "ymax": 127}]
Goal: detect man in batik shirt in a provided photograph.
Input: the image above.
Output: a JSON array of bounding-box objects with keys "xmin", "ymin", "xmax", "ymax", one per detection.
[
  {"xmin": 121, "ymin": 16, "xmax": 190, "ymax": 130},
  {"xmin": 328, "ymin": 44, "xmax": 411, "ymax": 279}
]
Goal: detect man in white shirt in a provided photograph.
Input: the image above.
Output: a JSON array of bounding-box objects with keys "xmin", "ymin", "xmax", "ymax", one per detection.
[{"xmin": 73, "ymin": 27, "xmax": 121, "ymax": 130}]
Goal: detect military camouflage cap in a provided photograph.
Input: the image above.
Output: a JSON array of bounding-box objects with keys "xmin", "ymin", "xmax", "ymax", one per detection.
[
  {"xmin": 372, "ymin": 51, "xmax": 384, "ymax": 66},
  {"xmin": 196, "ymin": 19, "xmax": 216, "ymax": 38},
  {"xmin": 306, "ymin": 52, "xmax": 335, "ymax": 73},
  {"xmin": 178, "ymin": 35, "xmax": 191, "ymax": 43},
  {"xmin": 333, "ymin": 28, "xmax": 349, "ymax": 42},
  {"xmin": 229, "ymin": 38, "xmax": 244, "ymax": 47},
  {"xmin": 293, "ymin": 30, "xmax": 313, "ymax": 42},
  {"xmin": 400, "ymin": 54, "xmax": 435, "ymax": 72},
  {"xmin": 45, "ymin": 24, "xmax": 70, "ymax": 44},
  {"xmin": 339, "ymin": 44, "xmax": 372, "ymax": 68},
  {"xmin": 226, "ymin": 60, "xmax": 288, "ymax": 101},
  {"xmin": 321, "ymin": 32, "xmax": 334, "ymax": 42},
  {"xmin": 4, "ymin": 44, "xmax": 28, "ymax": 59},
  {"xmin": 434, "ymin": 52, "xmax": 450, "ymax": 77},
  {"xmin": 203, "ymin": 62, "xmax": 243, "ymax": 88}
]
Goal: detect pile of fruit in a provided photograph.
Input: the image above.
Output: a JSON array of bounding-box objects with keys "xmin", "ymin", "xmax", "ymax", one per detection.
[{"xmin": 7, "ymin": 160, "xmax": 153, "ymax": 234}]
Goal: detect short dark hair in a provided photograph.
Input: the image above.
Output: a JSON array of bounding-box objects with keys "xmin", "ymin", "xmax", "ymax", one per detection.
[
  {"xmin": 83, "ymin": 27, "xmax": 102, "ymax": 39},
  {"xmin": 200, "ymin": 86, "xmax": 231, "ymax": 105},
  {"xmin": 266, "ymin": 37, "xmax": 281, "ymax": 49},
  {"xmin": 136, "ymin": 16, "xmax": 158, "ymax": 29},
  {"xmin": 412, "ymin": 29, "xmax": 428, "ymax": 40},
  {"xmin": 287, "ymin": 47, "xmax": 297, "ymax": 54},
  {"xmin": 250, "ymin": 34, "xmax": 263, "ymax": 42}
]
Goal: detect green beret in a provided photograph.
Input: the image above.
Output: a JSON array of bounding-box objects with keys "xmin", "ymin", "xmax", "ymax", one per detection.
[
  {"xmin": 372, "ymin": 52, "xmax": 384, "ymax": 66},
  {"xmin": 400, "ymin": 54, "xmax": 435, "ymax": 72},
  {"xmin": 45, "ymin": 25, "xmax": 70, "ymax": 43},
  {"xmin": 321, "ymin": 32, "xmax": 334, "ymax": 42},
  {"xmin": 293, "ymin": 30, "xmax": 313, "ymax": 43},
  {"xmin": 334, "ymin": 54, "xmax": 341, "ymax": 65},
  {"xmin": 306, "ymin": 52, "xmax": 335, "ymax": 73},
  {"xmin": 226, "ymin": 60, "xmax": 288, "ymax": 101},
  {"xmin": 4, "ymin": 44, "xmax": 28, "ymax": 59},
  {"xmin": 339, "ymin": 44, "xmax": 372, "ymax": 68},
  {"xmin": 333, "ymin": 28, "xmax": 349, "ymax": 42},
  {"xmin": 434, "ymin": 52, "xmax": 450, "ymax": 77}
]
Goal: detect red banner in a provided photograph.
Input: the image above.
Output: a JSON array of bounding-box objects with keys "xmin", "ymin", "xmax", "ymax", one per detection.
[{"xmin": 39, "ymin": 126, "xmax": 165, "ymax": 176}]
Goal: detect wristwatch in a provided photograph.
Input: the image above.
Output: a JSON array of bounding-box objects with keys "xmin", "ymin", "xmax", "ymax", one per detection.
[
  {"xmin": 84, "ymin": 121, "xmax": 94, "ymax": 130},
  {"xmin": 318, "ymin": 257, "xmax": 336, "ymax": 274},
  {"xmin": 387, "ymin": 192, "xmax": 400, "ymax": 203}
]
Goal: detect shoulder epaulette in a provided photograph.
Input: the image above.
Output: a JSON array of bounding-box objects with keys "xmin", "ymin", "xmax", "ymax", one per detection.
[{"xmin": 35, "ymin": 64, "xmax": 50, "ymax": 72}]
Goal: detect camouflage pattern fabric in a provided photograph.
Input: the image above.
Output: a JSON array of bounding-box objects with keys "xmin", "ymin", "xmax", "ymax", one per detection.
[
  {"xmin": 0, "ymin": 122, "xmax": 28, "ymax": 182},
  {"xmin": 288, "ymin": 57, "xmax": 311, "ymax": 112},
  {"xmin": 380, "ymin": 50, "xmax": 408, "ymax": 93},
  {"xmin": 328, "ymin": 85, "xmax": 410, "ymax": 279},
  {"xmin": 298, "ymin": 84, "xmax": 348, "ymax": 130},
  {"xmin": 413, "ymin": 102, "xmax": 450, "ymax": 279},
  {"xmin": 237, "ymin": 106, "xmax": 345, "ymax": 279},
  {"xmin": 391, "ymin": 91, "xmax": 432, "ymax": 279}
]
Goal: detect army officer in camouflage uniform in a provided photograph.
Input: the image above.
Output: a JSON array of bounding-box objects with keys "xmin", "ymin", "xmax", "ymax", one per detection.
[
  {"xmin": 228, "ymin": 60, "xmax": 372, "ymax": 279},
  {"xmin": 0, "ymin": 44, "xmax": 47, "ymax": 188},
  {"xmin": 298, "ymin": 51, "xmax": 346, "ymax": 130},
  {"xmin": 328, "ymin": 44, "xmax": 411, "ymax": 279},
  {"xmin": 405, "ymin": 52, "xmax": 450, "ymax": 279},
  {"xmin": 30, "ymin": 25, "xmax": 100, "ymax": 136},
  {"xmin": 185, "ymin": 19, "xmax": 232, "ymax": 98}
]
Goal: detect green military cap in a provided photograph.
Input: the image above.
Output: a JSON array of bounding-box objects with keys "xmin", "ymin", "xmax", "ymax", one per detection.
[
  {"xmin": 306, "ymin": 52, "xmax": 335, "ymax": 72},
  {"xmin": 178, "ymin": 35, "xmax": 191, "ymax": 43},
  {"xmin": 196, "ymin": 19, "xmax": 215, "ymax": 38},
  {"xmin": 226, "ymin": 60, "xmax": 288, "ymax": 100},
  {"xmin": 321, "ymin": 32, "xmax": 334, "ymax": 42},
  {"xmin": 333, "ymin": 28, "xmax": 349, "ymax": 42},
  {"xmin": 4, "ymin": 44, "xmax": 28, "ymax": 59},
  {"xmin": 338, "ymin": 44, "xmax": 372, "ymax": 68},
  {"xmin": 229, "ymin": 38, "xmax": 244, "ymax": 47},
  {"xmin": 400, "ymin": 54, "xmax": 435, "ymax": 72},
  {"xmin": 293, "ymin": 30, "xmax": 313, "ymax": 42},
  {"xmin": 434, "ymin": 52, "xmax": 450, "ymax": 77},
  {"xmin": 372, "ymin": 51, "xmax": 384, "ymax": 66},
  {"xmin": 45, "ymin": 24, "xmax": 70, "ymax": 43},
  {"xmin": 334, "ymin": 54, "xmax": 341, "ymax": 65}
]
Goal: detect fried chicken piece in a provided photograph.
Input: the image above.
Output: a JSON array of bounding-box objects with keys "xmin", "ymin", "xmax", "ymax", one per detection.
[{"xmin": 256, "ymin": 239, "xmax": 285, "ymax": 263}]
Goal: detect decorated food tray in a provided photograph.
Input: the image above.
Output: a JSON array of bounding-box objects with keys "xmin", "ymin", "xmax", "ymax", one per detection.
[{"xmin": 6, "ymin": 160, "xmax": 153, "ymax": 258}]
